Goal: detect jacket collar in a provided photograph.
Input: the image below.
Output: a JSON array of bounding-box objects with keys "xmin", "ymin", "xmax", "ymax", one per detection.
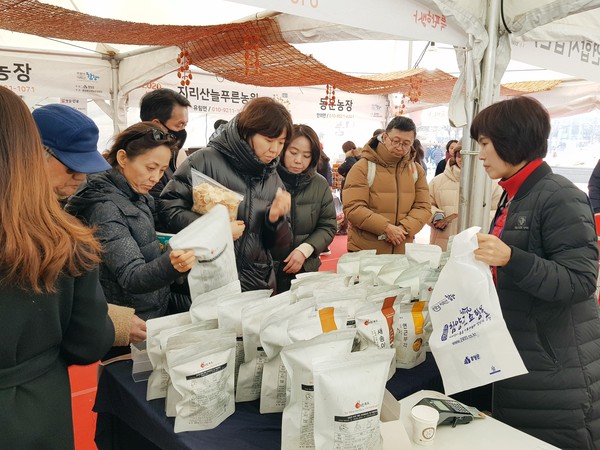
[
  {"xmin": 365, "ymin": 136, "xmax": 410, "ymax": 167},
  {"xmin": 498, "ymin": 159, "xmax": 545, "ymax": 200},
  {"xmin": 277, "ymin": 164, "xmax": 314, "ymax": 192},
  {"xmin": 209, "ymin": 116, "xmax": 279, "ymax": 179}
]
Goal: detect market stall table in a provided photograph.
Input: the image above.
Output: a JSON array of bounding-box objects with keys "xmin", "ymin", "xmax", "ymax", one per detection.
[{"xmin": 94, "ymin": 353, "xmax": 443, "ymax": 449}]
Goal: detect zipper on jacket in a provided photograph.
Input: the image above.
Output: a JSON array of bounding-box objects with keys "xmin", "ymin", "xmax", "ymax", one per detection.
[
  {"xmin": 393, "ymin": 162, "xmax": 401, "ymax": 254},
  {"xmin": 238, "ymin": 180, "xmax": 252, "ymax": 272}
]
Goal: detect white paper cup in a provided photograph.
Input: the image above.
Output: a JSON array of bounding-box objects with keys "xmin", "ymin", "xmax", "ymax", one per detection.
[{"xmin": 410, "ymin": 404, "xmax": 439, "ymax": 446}]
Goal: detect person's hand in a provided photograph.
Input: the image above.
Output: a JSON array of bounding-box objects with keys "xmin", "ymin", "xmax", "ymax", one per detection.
[
  {"xmin": 432, "ymin": 219, "xmax": 447, "ymax": 230},
  {"xmin": 129, "ymin": 315, "xmax": 147, "ymax": 344},
  {"xmin": 269, "ymin": 188, "xmax": 291, "ymax": 223},
  {"xmin": 474, "ymin": 233, "xmax": 512, "ymax": 267},
  {"xmin": 385, "ymin": 223, "xmax": 408, "ymax": 246},
  {"xmin": 336, "ymin": 211, "xmax": 344, "ymax": 226},
  {"xmin": 283, "ymin": 249, "xmax": 306, "ymax": 274},
  {"xmin": 231, "ymin": 220, "xmax": 246, "ymax": 240},
  {"xmin": 170, "ymin": 249, "xmax": 196, "ymax": 273}
]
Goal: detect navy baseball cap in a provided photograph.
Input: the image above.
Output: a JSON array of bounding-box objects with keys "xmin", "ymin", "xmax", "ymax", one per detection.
[{"xmin": 32, "ymin": 104, "xmax": 111, "ymax": 174}]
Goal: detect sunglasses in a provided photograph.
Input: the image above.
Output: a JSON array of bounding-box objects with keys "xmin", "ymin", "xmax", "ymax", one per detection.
[{"xmin": 121, "ymin": 128, "xmax": 175, "ymax": 150}]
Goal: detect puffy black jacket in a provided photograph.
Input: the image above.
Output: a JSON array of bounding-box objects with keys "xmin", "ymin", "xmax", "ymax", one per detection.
[
  {"xmin": 272, "ymin": 165, "xmax": 337, "ymax": 292},
  {"xmin": 66, "ymin": 169, "xmax": 181, "ymax": 320},
  {"xmin": 492, "ymin": 162, "xmax": 600, "ymax": 450},
  {"xmin": 158, "ymin": 118, "xmax": 291, "ymax": 292}
]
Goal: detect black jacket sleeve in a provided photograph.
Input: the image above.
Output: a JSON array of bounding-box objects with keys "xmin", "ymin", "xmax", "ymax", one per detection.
[{"xmin": 158, "ymin": 157, "xmax": 201, "ymax": 233}]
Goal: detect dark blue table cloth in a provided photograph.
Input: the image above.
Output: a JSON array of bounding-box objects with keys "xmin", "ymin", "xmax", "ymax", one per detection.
[{"xmin": 94, "ymin": 353, "xmax": 442, "ymax": 449}]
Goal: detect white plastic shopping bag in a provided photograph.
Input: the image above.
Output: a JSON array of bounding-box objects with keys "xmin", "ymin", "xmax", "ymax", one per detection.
[{"xmin": 429, "ymin": 227, "xmax": 527, "ymax": 395}]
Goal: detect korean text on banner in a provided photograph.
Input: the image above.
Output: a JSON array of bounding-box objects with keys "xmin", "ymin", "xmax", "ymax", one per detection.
[{"xmin": 429, "ymin": 227, "xmax": 527, "ymax": 395}]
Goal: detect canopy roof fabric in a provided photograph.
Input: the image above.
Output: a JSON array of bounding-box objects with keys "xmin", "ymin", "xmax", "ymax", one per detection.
[{"xmin": 0, "ymin": 0, "xmax": 551, "ymax": 100}]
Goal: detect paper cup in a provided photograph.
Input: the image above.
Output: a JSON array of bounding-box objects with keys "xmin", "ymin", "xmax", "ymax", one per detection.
[{"xmin": 410, "ymin": 404, "xmax": 439, "ymax": 446}]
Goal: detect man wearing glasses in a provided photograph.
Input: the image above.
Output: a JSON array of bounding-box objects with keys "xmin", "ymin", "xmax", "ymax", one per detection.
[
  {"xmin": 33, "ymin": 104, "xmax": 111, "ymax": 200},
  {"xmin": 342, "ymin": 116, "xmax": 431, "ymax": 254},
  {"xmin": 33, "ymin": 103, "xmax": 146, "ymax": 348}
]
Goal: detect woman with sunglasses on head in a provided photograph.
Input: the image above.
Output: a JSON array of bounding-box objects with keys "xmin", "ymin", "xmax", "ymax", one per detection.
[
  {"xmin": 66, "ymin": 123, "xmax": 196, "ymax": 329},
  {"xmin": 159, "ymin": 97, "xmax": 292, "ymax": 292},
  {"xmin": 271, "ymin": 124, "xmax": 337, "ymax": 293}
]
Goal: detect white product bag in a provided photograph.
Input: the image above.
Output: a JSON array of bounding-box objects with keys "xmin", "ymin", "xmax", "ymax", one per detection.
[
  {"xmin": 217, "ymin": 289, "xmax": 272, "ymax": 386},
  {"xmin": 236, "ymin": 293, "xmax": 292, "ymax": 402},
  {"xmin": 163, "ymin": 323, "xmax": 221, "ymax": 417},
  {"xmin": 169, "ymin": 204, "xmax": 238, "ymax": 299},
  {"xmin": 393, "ymin": 301, "xmax": 430, "ymax": 369},
  {"xmin": 146, "ymin": 312, "xmax": 191, "ymax": 401},
  {"xmin": 287, "ymin": 306, "xmax": 348, "ymax": 343},
  {"xmin": 259, "ymin": 299, "xmax": 316, "ymax": 413},
  {"xmin": 152, "ymin": 320, "xmax": 218, "ymax": 401},
  {"xmin": 280, "ymin": 329, "xmax": 356, "ymax": 450},
  {"xmin": 189, "ymin": 279, "xmax": 241, "ymax": 322},
  {"xmin": 429, "ymin": 227, "xmax": 527, "ymax": 395},
  {"xmin": 313, "ymin": 349, "xmax": 395, "ymax": 450},
  {"xmin": 405, "ymin": 242, "xmax": 443, "ymax": 269},
  {"xmin": 336, "ymin": 249, "xmax": 376, "ymax": 275},
  {"xmin": 166, "ymin": 330, "xmax": 236, "ymax": 432}
]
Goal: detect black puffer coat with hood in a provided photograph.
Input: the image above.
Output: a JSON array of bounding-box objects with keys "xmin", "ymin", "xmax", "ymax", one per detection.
[{"xmin": 159, "ymin": 118, "xmax": 291, "ymax": 292}]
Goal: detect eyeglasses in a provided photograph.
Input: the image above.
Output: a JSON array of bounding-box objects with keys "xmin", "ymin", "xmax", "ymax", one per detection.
[
  {"xmin": 121, "ymin": 128, "xmax": 175, "ymax": 150},
  {"xmin": 385, "ymin": 134, "xmax": 413, "ymax": 149},
  {"xmin": 44, "ymin": 145, "xmax": 77, "ymax": 174}
]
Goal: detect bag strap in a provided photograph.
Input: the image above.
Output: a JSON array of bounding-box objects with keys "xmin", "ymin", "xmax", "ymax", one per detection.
[{"xmin": 367, "ymin": 160, "xmax": 418, "ymax": 187}]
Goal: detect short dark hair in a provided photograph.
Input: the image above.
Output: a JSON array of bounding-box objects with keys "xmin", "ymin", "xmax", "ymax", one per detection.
[
  {"xmin": 214, "ymin": 119, "xmax": 228, "ymax": 130},
  {"xmin": 386, "ymin": 116, "xmax": 416, "ymax": 136},
  {"xmin": 282, "ymin": 124, "xmax": 321, "ymax": 169},
  {"xmin": 104, "ymin": 122, "xmax": 178, "ymax": 167},
  {"xmin": 237, "ymin": 97, "xmax": 293, "ymax": 147},
  {"xmin": 139, "ymin": 89, "xmax": 191, "ymax": 123},
  {"xmin": 342, "ymin": 141, "xmax": 356, "ymax": 152},
  {"xmin": 470, "ymin": 96, "xmax": 550, "ymax": 165}
]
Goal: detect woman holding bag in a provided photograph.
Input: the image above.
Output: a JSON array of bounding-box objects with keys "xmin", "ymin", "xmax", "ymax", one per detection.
[
  {"xmin": 159, "ymin": 97, "xmax": 293, "ymax": 292},
  {"xmin": 472, "ymin": 96, "xmax": 600, "ymax": 450},
  {"xmin": 66, "ymin": 122, "xmax": 196, "ymax": 325}
]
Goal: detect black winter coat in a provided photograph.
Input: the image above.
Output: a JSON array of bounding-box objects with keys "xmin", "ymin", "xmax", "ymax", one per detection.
[
  {"xmin": 272, "ymin": 165, "xmax": 337, "ymax": 292},
  {"xmin": 158, "ymin": 118, "xmax": 292, "ymax": 292},
  {"xmin": 588, "ymin": 159, "xmax": 600, "ymax": 213},
  {"xmin": 0, "ymin": 269, "xmax": 114, "ymax": 449},
  {"xmin": 492, "ymin": 162, "xmax": 600, "ymax": 450},
  {"xmin": 66, "ymin": 169, "xmax": 182, "ymax": 320}
]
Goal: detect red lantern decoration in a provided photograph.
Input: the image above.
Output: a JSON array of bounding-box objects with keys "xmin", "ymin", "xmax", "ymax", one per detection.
[{"xmin": 177, "ymin": 46, "xmax": 193, "ymax": 87}]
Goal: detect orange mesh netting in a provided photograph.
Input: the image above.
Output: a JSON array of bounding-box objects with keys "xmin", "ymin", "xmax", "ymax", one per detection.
[{"xmin": 0, "ymin": 0, "xmax": 558, "ymax": 101}]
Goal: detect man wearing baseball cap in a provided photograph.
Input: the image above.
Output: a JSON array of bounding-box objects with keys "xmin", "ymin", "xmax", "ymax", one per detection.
[
  {"xmin": 33, "ymin": 103, "xmax": 146, "ymax": 348},
  {"xmin": 32, "ymin": 103, "xmax": 111, "ymax": 199}
]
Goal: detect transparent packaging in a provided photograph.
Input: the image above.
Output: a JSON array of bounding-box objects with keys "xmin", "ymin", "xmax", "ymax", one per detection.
[{"xmin": 191, "ymin": 168, "xmax": 244, "ymax": 221}]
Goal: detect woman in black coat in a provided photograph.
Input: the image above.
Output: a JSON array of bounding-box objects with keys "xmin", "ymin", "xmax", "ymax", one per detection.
[
  {"xmin": 473, "ymin": 96, "xmax": 600, "ymax": 450},
  {"xmin": 67, "ymin": 123, "xmax": 196, "ymax": 322},
  {"xmin": 159, "ymin": 97, "xmax": 293, "ymax": 292},
  {"xmin": 0, "ymin": 86, "xmax": 114, "ymax": 450},
  {"xmin": 272, "ymin": 124, "xmax": 337, "ymax": 292}
]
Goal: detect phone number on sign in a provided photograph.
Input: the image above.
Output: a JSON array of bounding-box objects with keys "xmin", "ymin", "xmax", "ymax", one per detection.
[{"xmin": 2, "ymin": 85, "xmax": 35, "ymax": 93}]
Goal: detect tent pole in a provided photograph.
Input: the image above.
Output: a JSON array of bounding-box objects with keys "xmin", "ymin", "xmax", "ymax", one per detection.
[
  {"xmin": 457, "ymin": 36, "xmax": 476, "ymax": 234},
  {"xmin": 109, "ymin": 55, "xmax": 121, "ymax": 134},
  {"xmin": 466, "ymin": 0, "xmax": 500, "ymax": 230}
]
